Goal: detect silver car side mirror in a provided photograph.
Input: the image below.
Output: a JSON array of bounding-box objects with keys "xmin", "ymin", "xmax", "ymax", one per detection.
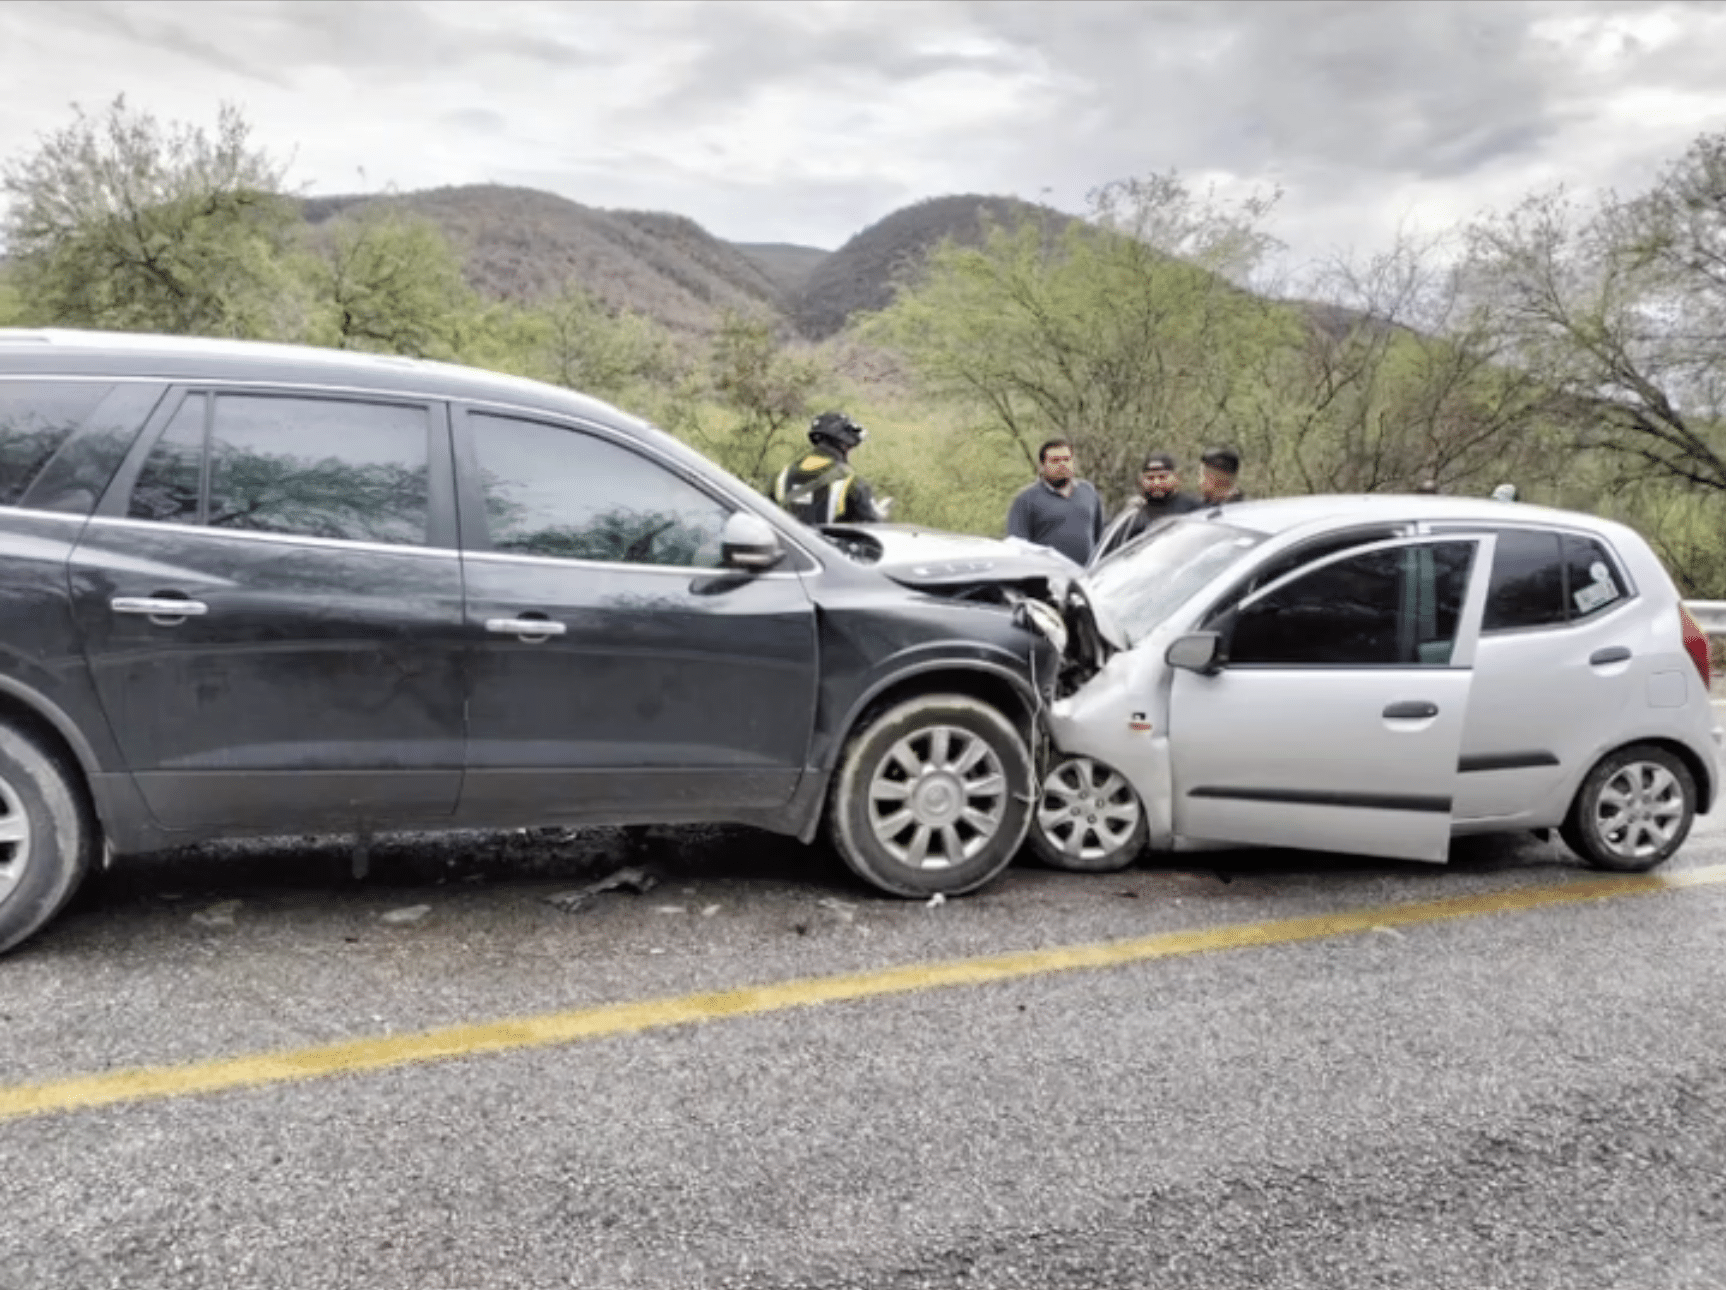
[
  {"xmin": 1166, "ymin": 631, "xmax": 1224, "ymax": 675},
  {"xmin": 721, "ymin": 511, "xmax": 785, "ymax": 571}
]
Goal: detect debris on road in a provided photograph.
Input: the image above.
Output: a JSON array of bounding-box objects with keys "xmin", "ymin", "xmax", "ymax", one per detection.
[
  {"xmin": 380, "ymin": 904, "xmax": 432, "ymax": 925},
  {"xmin": 544, "ymin": 864, "xmax": 662, "ymax": 914},
  {"xmin": 817, "ymin": 897, "xmax": 857, "ymax": 924},
  {"xmin": 926, "ymin": 892, "xmax": 947, "ymax": 909},
  {"xmin": 191, "ymin": 900, "xmax": 242, "ymax": 927}
]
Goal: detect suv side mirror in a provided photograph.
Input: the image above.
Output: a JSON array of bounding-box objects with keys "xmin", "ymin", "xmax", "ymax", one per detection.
[
  {"xmin": 721, "ymin": 511, "xmax": 786, "ymax": 571},
  {"xmin": 1166, "ymin": 631, "xmax": 1224, "ymax": 675}
]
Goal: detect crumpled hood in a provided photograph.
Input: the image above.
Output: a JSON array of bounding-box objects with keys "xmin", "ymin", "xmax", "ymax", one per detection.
[{"xmin": 820, "ymin": 523, "xmax": 1080, "ymax": 594}]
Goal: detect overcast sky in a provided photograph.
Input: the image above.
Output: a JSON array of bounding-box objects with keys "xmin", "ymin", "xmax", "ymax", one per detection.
[{"xmin": 3, "ymin": 0, "xmax": 1724, "ymax": 278}]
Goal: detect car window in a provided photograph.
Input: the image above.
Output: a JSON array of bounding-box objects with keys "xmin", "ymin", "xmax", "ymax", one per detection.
[
  {"xmin": 128, "ymin": 394, "xmax": 205, "ymax": 525},
  {"xmin": 1204, "ymin": 525, "xmax": 1406, "ymax": 625},
  {"xmin": 0, "ymin": 381, "xmax": 112, "ymax": 506},
  {"xmin": 1482, "ymin": 529, "xmax": 1566, "ymax": 632},
  {"xmin": 127, "ymin": 394, "xmax": 433, "ymax": 544},
  {"xmin": 1230, "ymin": 541, "xmax": 1475, "ymax": 666},
  {"xmin": 468, "ymin": 413, "xmax": 728, "ymax": 568},
  {"xmin": 1564, "ymin": 535, "xmax": 1626, "ymax": 620}
]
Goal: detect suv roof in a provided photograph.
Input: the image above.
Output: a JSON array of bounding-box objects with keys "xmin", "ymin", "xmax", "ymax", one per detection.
[{"xmin": 0, "ymin": 328, "xmax": 639, "ymax": 428}]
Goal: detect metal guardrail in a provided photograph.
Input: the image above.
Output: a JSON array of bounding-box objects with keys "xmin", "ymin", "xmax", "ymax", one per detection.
[{"xmin": 1685, "ymin": 600, "xmax": 1726, "ymax": 635}]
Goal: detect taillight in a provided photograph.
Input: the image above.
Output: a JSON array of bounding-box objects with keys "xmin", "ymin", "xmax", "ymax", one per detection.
[{"xmin": 1679, "ymin": 603, "xmax": 1711, "ymax": 690}]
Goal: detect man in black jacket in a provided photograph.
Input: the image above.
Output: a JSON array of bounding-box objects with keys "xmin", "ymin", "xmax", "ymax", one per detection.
[{"xmin": 1092, "ymin": 450, "xmax": 1202, "ymax": 563}]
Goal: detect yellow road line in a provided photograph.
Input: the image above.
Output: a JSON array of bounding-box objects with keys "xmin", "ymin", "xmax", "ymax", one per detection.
[{"xmin": 4, "ymin": 864, "xmax": 1725, "ymax": 1124}]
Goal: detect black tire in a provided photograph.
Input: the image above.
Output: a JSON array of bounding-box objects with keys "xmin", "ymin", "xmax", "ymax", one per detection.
[
  {"xmin": 1560, "ymin": 743, "xmax": 1696, "ymax": 873},
  {"xmin": 830, "ymin": 695, "xmax": 1033, "ymax": 898},
  {"xmin": 1027, "ymin": 755, "xmax": 1148, "ymax": 873},
  {"xmin": 0, "ymin": 723, "xmax": 96, "ymax": 955}
]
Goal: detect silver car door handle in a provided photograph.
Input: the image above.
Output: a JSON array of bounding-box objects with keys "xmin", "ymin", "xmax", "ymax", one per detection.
[
  {"xmin": 1589, "ymin": 646, "xmax": 1631, "ymax": 665},
  {"xmin": 1383, "ymin": 700, "xmax": 1438, "ymax": 720},
  {"xmin": 112, "ymin": 596, "xmax": 209, "ymax": 618},
  {"xmin": 485, "ymin": 617, "xmax": 568, "ymax": 640}
]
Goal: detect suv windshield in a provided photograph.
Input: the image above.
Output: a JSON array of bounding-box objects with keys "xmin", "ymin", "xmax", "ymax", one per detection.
[{"xmin": 1083, "ymin": 518, "xmax": 1263, "ymax": 645}]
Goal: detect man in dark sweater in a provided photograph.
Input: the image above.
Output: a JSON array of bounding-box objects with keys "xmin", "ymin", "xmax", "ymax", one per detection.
[
  {"xmin": 1091, "ymin": 450, "xmax": 1202, "ymax": 563},
  {"xmin": 1005, "ymin": 438, "xmax": 1104, "ymax": 565}
]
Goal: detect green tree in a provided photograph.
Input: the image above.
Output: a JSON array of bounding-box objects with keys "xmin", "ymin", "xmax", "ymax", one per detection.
[
  {"xmin": 1, "ymin": 97, "xmax": 304, "ymax": 337},
  {"xmin": 678, "ymin": 311, "xmax": 829, "ymax": 487},
  {"xmin": 527, "ymin": 281, "xmax": 678, "ymax": 405},
  {"xmin": 302, "ymin": 207, "xmax": 478, "ymax": 358},
  {"xmin": 865, "ymin": 174, "xmax": 1290, "ymax": 508},
  {"xmin": 1462, "ymin": 132, "xmax": 1726, "ymax": 495}
]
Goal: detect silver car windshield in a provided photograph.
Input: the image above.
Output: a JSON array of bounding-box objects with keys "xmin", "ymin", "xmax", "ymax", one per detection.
[{"xmin": 1083, "ymin": 519, "xmax": 1263, "ymax": 646}]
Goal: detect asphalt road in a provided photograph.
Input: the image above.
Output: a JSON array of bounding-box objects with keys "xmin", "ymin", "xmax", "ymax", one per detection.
[{"xmin": 3, "ymin": 774, "xmax": 1725, "ymax": 1289}]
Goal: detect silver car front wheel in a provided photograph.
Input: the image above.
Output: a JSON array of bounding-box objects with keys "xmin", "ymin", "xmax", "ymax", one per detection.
[
  {"xmin": 1561, "ymin": 744, "xmax": 1696, "ymax": 873},
  {"xmin": 1027, "ymin": 755, "xmax": 1147, "ymax": 873}
]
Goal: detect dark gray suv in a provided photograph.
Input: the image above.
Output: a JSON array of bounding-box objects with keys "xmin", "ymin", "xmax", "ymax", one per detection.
[{"xmin": 0, "ymin": 330, "xmax": 1056, "ymax": 953}]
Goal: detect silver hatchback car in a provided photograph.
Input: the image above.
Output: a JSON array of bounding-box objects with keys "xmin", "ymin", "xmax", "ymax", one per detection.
[{"xmin": 1030, "ymin": 495, "xmax": 1722, "ymax": 874}]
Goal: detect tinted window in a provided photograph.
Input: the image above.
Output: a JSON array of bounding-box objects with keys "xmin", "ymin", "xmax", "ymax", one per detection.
[
  {"xmin": 469, "ymin": 414, "xmax": 728, "ymax": 568},
  {"xmin": 1231, "ymin": 542, "xmax": 1474, "ymax": 666},
  {"xmin": 1564, "ymin": 535, "xmax": 1626, "ymax": 620},
  {"xmin": 1483, "ymin": 529, "xmax": 1565, "ymax": 631},
  {"xmin": 0, "ymin": 381, "xmax": 111, "ymax": 505},
  {"xmin": 128, "ymin": 394, "xmax": 206, "ymax": 525},
  {"xmin": 206, "ymin": 396, "xmax": 430, "ymax": 544}
]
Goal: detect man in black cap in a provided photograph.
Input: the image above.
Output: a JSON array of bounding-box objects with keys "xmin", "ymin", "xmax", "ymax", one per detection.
[
  {"xmin": 1199, "ymin": 445, "xmax": 1246, "ymax": 506},
  {"xmin": 1092, "ymin": 450, "xmax": 1202, "ymax": 562},
  {"xmin": 771, "ymin": 411, "xmax": 883, "ymax": 525}
]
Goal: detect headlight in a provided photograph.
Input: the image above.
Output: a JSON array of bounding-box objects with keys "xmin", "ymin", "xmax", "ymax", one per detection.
[{"xmin": 1013, "ymin": 597, "xmax": 1068, "ymax": 655}]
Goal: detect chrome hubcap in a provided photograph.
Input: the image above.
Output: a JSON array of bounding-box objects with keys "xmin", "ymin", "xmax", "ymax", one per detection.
[
  {"xmin": 0, "ymin": 774, "xmax": 31, "ymax": 895},
  {"xmin": 867, "ymin": 725, "xmax": 1007, "ymax": 870},
  {"xmin": 1593, "ymin": 761, "xmax": 1686, "ymax": 860},
  {"xmin": 1037, "ymin": 757, "xmax": 1141, "ymax": 861}
]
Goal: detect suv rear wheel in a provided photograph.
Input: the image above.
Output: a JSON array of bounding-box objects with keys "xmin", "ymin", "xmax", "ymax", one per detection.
[
  {"xmin": 0, "ymin": 724, "xmax": 96, "ymax": 955},
  {"xmin": 1560, "ymin": 743, "xmax": 1696, "ymax": 873},
  {"xmin": 830, "ymin": 695, "xmax": 1033, "ymax": 898}
]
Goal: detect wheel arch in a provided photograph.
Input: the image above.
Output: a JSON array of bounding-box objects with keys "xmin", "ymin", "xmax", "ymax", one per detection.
[{"xmin": 828, "ymin": 661, "xmax": 1041, "ymax": 771}]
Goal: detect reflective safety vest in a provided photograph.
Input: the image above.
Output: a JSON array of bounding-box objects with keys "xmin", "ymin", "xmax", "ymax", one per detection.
[{"xmin": 772, "ymin": 453, "xmax": 860, "ymax": 525}]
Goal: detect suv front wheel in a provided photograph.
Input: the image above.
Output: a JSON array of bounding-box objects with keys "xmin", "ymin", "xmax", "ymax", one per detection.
[
  {"xmin": 830, "ymin": 695, "xmax": 1033, "ymax": 898},
  {"xmin": 1560, "ymin": 743, "xmax": 1696, "ymax": 873},
  {"xmin": 0, "ymin": 724, "xmax": 96, "ymax": 955}
]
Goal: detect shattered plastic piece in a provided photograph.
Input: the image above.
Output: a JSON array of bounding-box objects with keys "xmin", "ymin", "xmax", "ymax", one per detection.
[
  {"xmin": 544, "ymin": 864, "xmax": 662, "ymax": 913},
  {"xmin": 381, "ymin": 904, "xmax": 432, "ymax": 925},
  {"xmin": 191, "ymin": 900, "xmax": 242, "ymax": 927},
  {"xmin": 652, "ymin": 905, "xmax": 687, "ymax": 915},
  {"xmin": 817, "ymin": 897, "xmax": 857, "ymax": 923},
  {"xmin": 701, "ymin": 904, "xmax": 721, "ymax": 918},
  {"xmin": 925, "ymin": 892, "xmax": 946, "ymax": 908}
]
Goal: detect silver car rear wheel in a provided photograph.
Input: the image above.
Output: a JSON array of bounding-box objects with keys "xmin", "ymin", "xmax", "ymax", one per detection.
[
  {"xmin": 1561, "ymin": 744, "xmax": 1696, "ymax": 873},
  {"xmin": 1027, "ymin": 755, "xmax": 1147, "ymax": 873}
]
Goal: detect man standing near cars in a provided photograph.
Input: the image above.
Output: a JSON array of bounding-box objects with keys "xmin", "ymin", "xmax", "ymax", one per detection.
[
  {"xmin": 1006, "ymin": 438, "xmax": 1104, "ymax": 565},
  {"xmin": 772, "ymin": 411, "xmax": 883, "ymax": 525},
  {"xmin": 1198, "ymin": 445, "xmax": 1246, "ymax": 506},
  {"xmin": 1092, "ymin": 450, "xmax": 1202, "ymax": 562}
]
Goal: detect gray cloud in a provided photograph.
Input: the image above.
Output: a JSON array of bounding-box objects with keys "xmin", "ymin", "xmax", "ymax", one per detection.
[{"xmin": 2, "ymin": 0, "xmax": 1723, "ymax": 269}]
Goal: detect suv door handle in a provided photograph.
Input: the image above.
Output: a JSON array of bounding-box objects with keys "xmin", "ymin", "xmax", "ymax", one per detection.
[
  {"xmin": 1589, "ymin": 646, "xmax": 1631, "ymax": 665},
  {"xmin": 112, "ymin": 596, "xmax": 209, "ymax": 623},
  {"xmin": 1383, "ymin": 700, "xmax": 1439, "ymax": 719},
  {"xmin": 485, "ymin": 617, "xmax": 567, "ymax": 642}
]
